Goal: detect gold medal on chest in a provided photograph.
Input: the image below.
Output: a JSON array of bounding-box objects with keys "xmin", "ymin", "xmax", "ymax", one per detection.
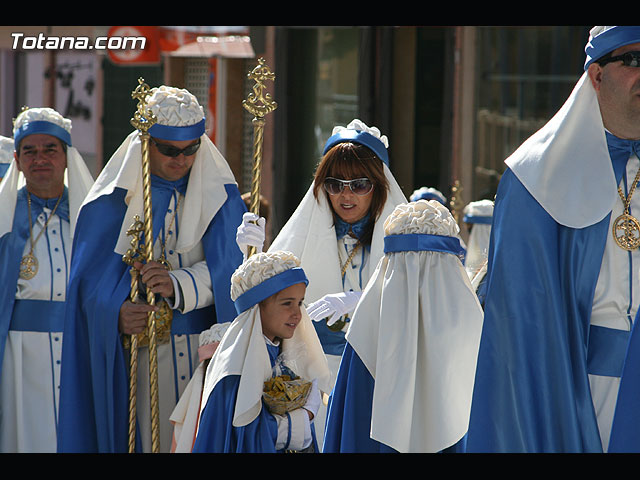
[
  {"xmin": 20, "ymin": 192, "xmax": 63, "ymax": 280},
  {"xmin": 613, "ymin": 213, "xmax": 640, "ymax": 251},
  {"xmin": 19, "ymin": 252, "xmax": 39, "ymax": 280}
]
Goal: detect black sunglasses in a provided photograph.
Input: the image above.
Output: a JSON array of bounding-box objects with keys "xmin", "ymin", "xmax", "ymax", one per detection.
[
  {"xmin": 598, "ymin": 51, "xmax": 640, "ymax": 68},
  {"xmin": 151, "ymin": 137, "xmax": 201, "ymax": 157},
  {"xmin": 323, "ymin": 177, "xmax": 374, "ymax": 196}
]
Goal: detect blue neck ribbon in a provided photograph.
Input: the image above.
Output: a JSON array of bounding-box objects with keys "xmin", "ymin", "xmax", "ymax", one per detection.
[
  {"xmin": 233, "ymin": 267, "xmax": 309, "ymax": 314},
  {"xmin": 334, "ymin": 213, "xmax": 371, "ymax": 240},
  {"xmin": 384, "ymin": 233, "xmax": 465, "ymax": 259},
  {"xmin": 605, "ymin": 131, "xmax": 640, "ymax": 185},
  {"xmin": 21, "ymin": 187, "xmax": 70, "ymax": 223}
]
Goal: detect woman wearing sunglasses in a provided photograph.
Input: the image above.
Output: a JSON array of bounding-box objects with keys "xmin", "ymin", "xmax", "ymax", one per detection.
[{"xmin": 238, "ymin": 119, "xmax": 407, "ymax": 446}]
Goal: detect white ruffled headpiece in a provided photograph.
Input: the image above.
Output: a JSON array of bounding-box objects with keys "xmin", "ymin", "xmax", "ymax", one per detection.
[
  {"xmin": 330, "ymin": 119, "xmax": 389, "ymax": 149},
  {"xmin": 230, "ymin": 251, "xmax": 302, "ymax": 301},
  {"xmin": 345, "ymin": 200, "xmax": 483, "ymax": 452},
  {"xmin": 463, "ymin": 199, "xmax": 494, "ymax": 220},
  {"xmin": 0, "ymin": 107, "xmax": 94, "ymax": 239},
  {"xmin": 200, "ymin": 251, "xmax": 331, "ymax": 429},
  {"xmin": 147, "ymin": 86, "xmax": 205, "ymax": 128},
  {"xmin": 14, "ymin": 106, "xmax": 72, "ymax": 139},
  {"xmin": 384, "ymin": 199, "xmax": 459, "ymax": 237}
]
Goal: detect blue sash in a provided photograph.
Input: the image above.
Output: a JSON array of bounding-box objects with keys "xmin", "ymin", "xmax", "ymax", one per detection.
[
  {"xmin": 587, "ymin": 324, "xmax": 630, "ymax": 378},
  {"xmin": 10, "ymin": 299, "xmax": 65, "ymax": 332}
]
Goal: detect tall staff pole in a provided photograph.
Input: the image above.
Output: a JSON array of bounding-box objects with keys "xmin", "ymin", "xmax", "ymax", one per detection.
[
  {"xmin": 242, "ymin": 58, "xmax": 277, "ymax": 257},
  {"xmin": 450, "ymin": 179, "xmax": 463, "ymax": 226},
  {"xmin": 125, "ymin": 78, "xmax": 161, "ymax": 453}
]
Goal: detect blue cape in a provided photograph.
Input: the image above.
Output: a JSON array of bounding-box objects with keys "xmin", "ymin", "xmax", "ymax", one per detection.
[
  {"xmin": 466, "ymin": 149, "xmax": 629, "ymax": 452},
  {"xmin": 610, "ymin": 303, "xmax": 640, "ymax": 451},
  {"xmin": 0, "ymin": 188, "xmax": 69, "ymax": 386},
  {"xmin": 56, "ymin": 182, "xmax": 245, "ymax": 453},
  {"xmin": 192, "ymin": 343, "xmax": 319, "ymax": 453}
]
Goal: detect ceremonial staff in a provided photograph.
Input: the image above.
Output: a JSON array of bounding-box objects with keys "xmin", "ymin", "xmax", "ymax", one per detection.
[
  {"xmin": 450, "ymin": 179, "xmax": 463, "ymax": 226},
  {"xmin": 122, "ymin": 78, "xmax": 161, "ymax": 453},
  {"xmin": 243, "ymin": 58, "xmax": 277, "ymax": 257}
]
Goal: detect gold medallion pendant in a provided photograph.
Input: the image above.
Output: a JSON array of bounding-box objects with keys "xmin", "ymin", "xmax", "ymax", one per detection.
[
  {"xmin": 19, "ymin": 252, "xmax": 38, "ymax": 280},
  {"xmin": 613, "ymin": 213, "xmax": 640, "ymax": 251},
  {"xmin": 614, "ymin": 168, "xmax": 640, "ymax": 251},
  {"xmin": 21, "ymin": 191, "xmax": 63, "ymax": 281}
]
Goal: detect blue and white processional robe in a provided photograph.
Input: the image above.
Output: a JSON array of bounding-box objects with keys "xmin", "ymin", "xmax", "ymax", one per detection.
[
  {"xmin": 323, "ymin": 217, "xmax": 482, "ymax": 453},
  {"xmin": 466, "ymin": 130, "xmax": 640, "ymax": 452},
  {"xmin": 193, "ymin": 340, "xmax": 317, "ymax": 453},
  {"xmin": 0, "ymin": 188, "xmax": 71, "ymax": 452},
  {"xmin": 57, "ymin": 135, "xmax": 246, "ymax": 453}
]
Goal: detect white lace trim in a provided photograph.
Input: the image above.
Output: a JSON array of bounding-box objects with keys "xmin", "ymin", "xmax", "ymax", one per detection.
[
  {"xmin": 147, "ymin": 85, "xmax": 205, "ymax": 127},
  {"xmin": 331, "ymin": 119, "xmax": 389, "ymax": 149},
  {"xmin": 384, "ymin": 200, "xmax": 460, "ymax": 237},
  {"xmin": 230, "ymin": 250, "xmax": 302, "ymax": 301}
]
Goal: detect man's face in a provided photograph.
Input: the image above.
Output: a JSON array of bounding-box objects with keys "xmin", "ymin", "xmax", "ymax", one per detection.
[
  {"xmin": 589, "ymin": 42, "xmax": 640, "ymax": 138},
  {"xmin": 149, "ymin": 137, "xmax": 199, "ymax": 181},
  {"xmin": 14, "ymin": 133, "xmax": 67, "ymax": 196}
]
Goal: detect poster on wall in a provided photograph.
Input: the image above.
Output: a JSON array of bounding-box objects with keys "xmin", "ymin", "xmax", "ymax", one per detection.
[{"xmin": 52, "ymin": 51, "xmax": 100, "ymax": 170}]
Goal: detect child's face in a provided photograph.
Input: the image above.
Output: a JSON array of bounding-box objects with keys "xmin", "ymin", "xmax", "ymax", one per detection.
[{"xmin": 259, "ymin": 283, "xmax": 306, "ymax": 342}]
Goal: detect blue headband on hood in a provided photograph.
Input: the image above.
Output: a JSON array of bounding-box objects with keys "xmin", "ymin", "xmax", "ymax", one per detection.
[
  {"xmin": 148, "ymin": 118, "xmax": 206, "ymax": 141},
  {"xmin": 233, "ymin": 267, "xmax": 309, "ymax": 314},
  {"xmin": 323, "ymin": 129, "xmax": 389, "ymax": 166},
  {"xmin": 584, "ymin": 26, "xmax": 640, "ymax": 70},
  {"xmin": 14, "ymin": 120, "xmax": 72, "ymax": 149}
]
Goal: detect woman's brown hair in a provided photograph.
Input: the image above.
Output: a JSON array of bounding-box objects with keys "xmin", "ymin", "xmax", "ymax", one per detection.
[{"xmin": 312, "ymin": 142, "xmax": 389, "ymax": 245}]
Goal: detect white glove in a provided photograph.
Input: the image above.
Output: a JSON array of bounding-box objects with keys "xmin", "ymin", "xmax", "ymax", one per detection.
[
  {"xmin": 306, "ymin": 291, "xmax": 362, "ymax": 326},
  {"xmin": 236, "ymin": 212, "xmax": 266, "ymax": 260},
  {"xmin": 302, "ymin": 379, "xmax": 321, "ymax": 420}
]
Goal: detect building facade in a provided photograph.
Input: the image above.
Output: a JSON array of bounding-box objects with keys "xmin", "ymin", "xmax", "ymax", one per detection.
[{"xmin": 0, "ymin": 25, "xmax": 592, "ymax": 240}]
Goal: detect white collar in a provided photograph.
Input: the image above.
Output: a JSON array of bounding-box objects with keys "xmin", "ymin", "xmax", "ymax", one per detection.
[{"xmin": 505, "ymin": 72, "xmax": 617, "ymax": 228}]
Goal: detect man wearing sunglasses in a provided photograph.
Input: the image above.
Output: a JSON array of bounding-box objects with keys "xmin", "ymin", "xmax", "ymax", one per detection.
[
  {"xmin": 58, "ymin": 85, "xmax": 247, "ymax": 453},
  {"xmin": 467, "ymin": 26, "xmax": 640, "ymax": 453}
]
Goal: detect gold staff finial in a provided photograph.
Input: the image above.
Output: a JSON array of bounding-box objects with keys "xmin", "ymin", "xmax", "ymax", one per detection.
[
  {"xmin": 243, "ymin": 58, "xmax": 277, "ymax": 257},
  {"xmin": 131, "ymin": 78, "xmax": 157, "ymax": 133},
  {"xmin": 125, "ymin": 77, "xmax": 161, "ymax": 453}
]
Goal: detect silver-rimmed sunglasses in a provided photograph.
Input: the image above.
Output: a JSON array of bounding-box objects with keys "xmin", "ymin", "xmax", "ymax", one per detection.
[{"xmin": 323, "ymin": 177, "xmax": 374, "ymax": 196}]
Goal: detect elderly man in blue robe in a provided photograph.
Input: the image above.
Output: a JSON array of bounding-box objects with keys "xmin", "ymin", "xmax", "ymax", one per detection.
[
  {"xmin": 0, "ymin": 107, "xmax": 94, "ymax": 452},
  {"xmin": 466, "ymin": 26, "xmax": 640, "ymax": 453},
  {"xmin": 57, "ymin": 86, "xmax": 246, "ymax": 453}
]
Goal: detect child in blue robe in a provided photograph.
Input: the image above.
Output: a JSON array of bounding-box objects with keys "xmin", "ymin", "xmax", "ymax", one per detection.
[
  {"xmin": 323, "ymin": 200, "xmax": 484, "ymax": 453},
  {"xmin": 193, "ymin": 251, "xmax": 331, "ymax": 453}
]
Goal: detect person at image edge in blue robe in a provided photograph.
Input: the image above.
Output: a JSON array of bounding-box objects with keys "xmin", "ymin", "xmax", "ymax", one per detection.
[{"xmin": 466, "ymin": 26, "xmax": 640, "ymax": 453}]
